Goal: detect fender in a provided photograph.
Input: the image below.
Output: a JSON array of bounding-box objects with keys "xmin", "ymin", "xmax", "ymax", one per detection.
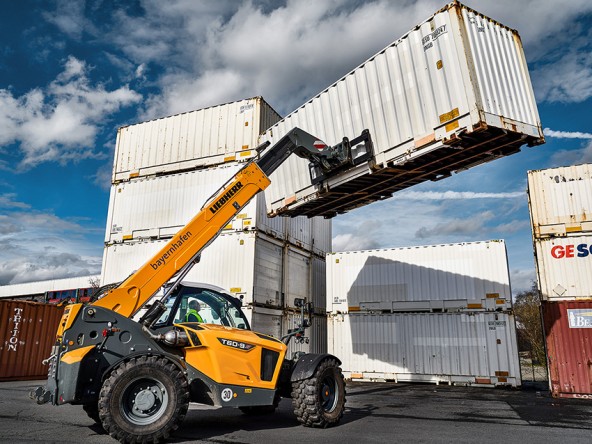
[
  {"xmin": 100, "ymin": 350, "xmax": 186, "ymax": 383},
  {"xmin": 290, "ymin": 353, "xmax": 342, "ymax": 382}
]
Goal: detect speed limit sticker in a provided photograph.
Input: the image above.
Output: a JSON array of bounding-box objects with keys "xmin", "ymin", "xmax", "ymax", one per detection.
[{"xmin": 221, "ymin": 388, "xmax": 233, "ymax": 402}]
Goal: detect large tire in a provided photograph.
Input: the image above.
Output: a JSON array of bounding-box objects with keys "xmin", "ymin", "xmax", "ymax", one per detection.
[
  {"xmin": 291, "ymin": 358, "xmax": 346, "ymax": 428},
  {"xmin": 98, "ymin": 356, "xmax": 189, "ymax": 444}
]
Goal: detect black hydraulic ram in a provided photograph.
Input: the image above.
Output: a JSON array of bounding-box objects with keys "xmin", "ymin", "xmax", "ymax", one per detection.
[{"xmin": 256, "ymin": 128, "xmax": 373, "ymax": 185}]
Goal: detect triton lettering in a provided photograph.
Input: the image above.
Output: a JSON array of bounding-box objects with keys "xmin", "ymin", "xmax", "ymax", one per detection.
[
  {"xmin": 150, "ymin": 231, "xmax": 193, "ymax": 270},
  {"xmin": 209, "ymin": 182, "xmax": 243, "ymax": 214}
]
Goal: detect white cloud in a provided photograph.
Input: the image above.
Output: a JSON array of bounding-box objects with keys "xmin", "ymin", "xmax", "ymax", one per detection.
[
  {"xmin": 544, "ymin": 128, "xmax": 592, "ymax": 139},
  {"xmin": 0, "ymin": 56, "xmax": 142, "ymax": 169},
  {"xmin": 397, "ymin": 190, "xmax": 524, "ymax": 200},
  {"xmin": 0, "ymin": 193, "xmax": 30, "ymax": 209},
  {"xmin": 0, "ymin": 209, "xmax": 103, "ymax": 285},
  {"xmin": 534, "ymin": 51, "xmax": 592, "ymax": 103},
  {"xmin": 332, "ymin": 217, "xmax": 383, "ymax": 252},
  {"xmin": 550, "ymin": 140, "xmax": 592, "ymax": 167},
  {"xmin": 133, "ymin": 0, "xmax": 444, "ymax": 117},
  {"xmin": 510, "ymin": 268, "xmax": 537, "ymax": 296}
]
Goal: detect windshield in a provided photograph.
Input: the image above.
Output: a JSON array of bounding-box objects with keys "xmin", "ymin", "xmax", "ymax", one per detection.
[{"xmin": 153, "ymin": 286, "xmax": 249, "ymax": 329}]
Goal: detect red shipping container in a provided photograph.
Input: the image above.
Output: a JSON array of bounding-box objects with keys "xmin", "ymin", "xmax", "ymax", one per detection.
[
  {"xmin": 542, "ymin": 300, "xmax": 592, "ymax": 398},
  {"xmin": 0, "ymin": 300, "xmax": 64, "ymax": 381}
]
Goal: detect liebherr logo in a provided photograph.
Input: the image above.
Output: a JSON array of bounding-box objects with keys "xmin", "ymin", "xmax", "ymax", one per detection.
[
  {"xmin": 218, "ymin": 338, "xmax": 255, "ymax": 351},
  {"xmin": 209, "ymin": 181, "xmax": 243, "ymax": 214}
]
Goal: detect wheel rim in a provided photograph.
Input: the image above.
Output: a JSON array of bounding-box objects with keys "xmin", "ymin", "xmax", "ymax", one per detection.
[
  {"xmin": 120, "ymin": 377, "xmax": 169, "ymax": 425},
  {"xmin": 320, "ymin": 375, "xmax": 338, "ymax": 413}
]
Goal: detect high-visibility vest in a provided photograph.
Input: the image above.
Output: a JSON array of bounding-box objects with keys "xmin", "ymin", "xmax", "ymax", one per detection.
[{"xmin": 185, "ymin": 308, "xmax": 203, "ymax": 323}]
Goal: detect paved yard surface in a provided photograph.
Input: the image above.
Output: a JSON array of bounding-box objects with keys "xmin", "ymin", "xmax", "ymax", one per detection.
[{"xmin": 1, "ymin": 379, "xmax": 591, "ymax": 443}]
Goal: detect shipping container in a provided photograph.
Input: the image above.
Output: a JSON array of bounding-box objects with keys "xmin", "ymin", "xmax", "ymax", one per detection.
[
  {"xmin": 112, "ymin": 97, "xmax": 281, "ymax": 182},
  {"xmin": 104, "ymin": 163, "xmax": 331, "ymax": 255},
  {"xmin": 0, "ymin": 275, "xmax": 100, "ymax": 299},
  {"xmin": 261, "ymin": 1, "xmax": 543, "ymax": 218},
  {"xmin": 533, "ymin": 235, "xmax": 592, "ymax": 300},
  {"xmin": 528, "ymin": 165, "xmax": 592, "ymax": 300},
  {"xmin": 328, "ymin": 311, "xmax": 521, "ymax": 387},
  {"xmin": 101, "ymin": 231, "xmax": 327, "ymax": 311},
  {"xmin": 243, "ymin": 306, "xmax": 327, "ymax": 357},
  {"xmin": 542, "ymin": 300, "xmax": 592, "ymax": 399},
  {"xmin": 0, "ymin": 300, "xmax": 64, "ymax": 381},
  {"xmin": 327, "ymin": 240, "xmax": 511, "ymax": 314},
  {"xmin": 528, "ymin": 164, "xmax": 592, "ymax": 239}
]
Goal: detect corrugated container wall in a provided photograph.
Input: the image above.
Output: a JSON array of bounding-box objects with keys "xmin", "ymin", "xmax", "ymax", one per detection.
[
  {"xmin": 260, "ymin": 1, "xmax": 543, "ymax": 217},
  {"xmin": 527, "ymin": 164, "xmax": 592, "ymax": 300},
  {"xmin": 328, "ymin": 311, "xmax": 521, "ymax": 387},
  {"xmin": 0, "ymin": 300, "xmax": 64, "ymax": 380},
  {"xmin": 244, "ymin": 307, "xmax": 328, "ymax": 357},
  {"xmin": 113, "ymin": 97, "xmax": 281, "ymax": 182},
  {"xmin": 104, "ymin": 164, "xmax": 330, "ymax": 255},
  {"xmin": 528, "ymin": 164, "xmax": 592, "ymax": 238},
  {"xmin": 101, "ymin": 231, "xmax": 327, "ymax": 311},
  {"xmin": 542, "ymin": 300, "xmax": 592, "ymax": 398},
  {"xmin": 533, "ymin": 235, "xmax": 592, "ymax": 300},
  {"xmin": 327, "ymin": 240, "xmax": 511, "ymax": 313}
]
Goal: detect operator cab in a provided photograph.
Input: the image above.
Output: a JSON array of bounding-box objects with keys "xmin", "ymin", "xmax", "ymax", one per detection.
[{"xmin": 136, "ymin": 282, "xmax": 250, "ymax": 331}]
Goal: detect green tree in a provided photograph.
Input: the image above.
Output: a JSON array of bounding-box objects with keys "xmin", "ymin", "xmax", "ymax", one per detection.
[{"xmin": 514, "ymin": 282, "xmax": 546, "ymax": 366}]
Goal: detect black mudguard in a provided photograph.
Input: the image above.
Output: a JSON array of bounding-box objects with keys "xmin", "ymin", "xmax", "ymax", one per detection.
[{"xmin": 290, "ymin": 353, "xmax": 342, "ymax": 382}]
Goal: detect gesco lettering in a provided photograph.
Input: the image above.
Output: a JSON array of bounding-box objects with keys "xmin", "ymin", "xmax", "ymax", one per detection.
[{"xmin": 550, "ymin": 244, "xmax": 592, "ymax": 259}]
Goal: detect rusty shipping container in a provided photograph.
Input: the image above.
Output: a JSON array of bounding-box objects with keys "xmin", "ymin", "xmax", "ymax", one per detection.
[
  {"xmin": 0, "ymin": 300, "xmax": 64, "ymax": 381},
  {"xmin": 261, "ymin": 1, "xmax": 543, "ymax": 218},
  {"xmin": 542, "ymin": 300, "xmax": 592, "ymax": 399}
]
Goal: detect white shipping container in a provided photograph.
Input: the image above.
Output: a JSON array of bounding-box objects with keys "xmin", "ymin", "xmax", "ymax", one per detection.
[
  {"xmin": 527, "ymin": 164, "xmax": 592, "ymax": 239},
  {"xmin": 105, "ymin": 164, "xmax": 331, "ymax": 254},
  {"xmin": 0, "ymin": 275, "xmax": 100, "ymax": 299},
  {"xmin": 243, "ymin": 307, "xmax": 327, "ymax": 357},
  {"xmin": 534, "ymin": 235, "xmax": 592, "ymax": 300},
  {"xmin": 113, "ymin": 97, "xmax": 281, "ymax": 182},
  {"xmin": 101, "ymin": 231, "xmax": 327, "ymax": 310},
  {"xmin": 327, "ymin": 240, "xmax": 511, "ymax": 314},
  {"xmin": 261, "ymin": 2, "xmax": 543, "ymax": 217},
  {"xmin": 328, "ymin": 311, "xmax": 521, "ymax": 387}
]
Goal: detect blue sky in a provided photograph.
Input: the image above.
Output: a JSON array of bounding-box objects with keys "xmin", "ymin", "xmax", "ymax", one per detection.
[{"xmin": 1, "ymin": 0, "xmax": 591, "ymax": 294}]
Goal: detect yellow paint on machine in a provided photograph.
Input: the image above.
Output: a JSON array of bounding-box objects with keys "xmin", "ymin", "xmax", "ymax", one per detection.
[
  {"xmin": 56, "ymin": 304, "xmax": 83, "ymax": 338},
  {"xmin": 60, "ymin": 345, "xmax": 95, "ymax": 365}
]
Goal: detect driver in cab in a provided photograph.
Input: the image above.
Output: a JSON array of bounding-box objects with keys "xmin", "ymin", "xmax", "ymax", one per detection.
[{"xmin": 185, "ymin": 300, "xmax": 204, "ymax": 323}]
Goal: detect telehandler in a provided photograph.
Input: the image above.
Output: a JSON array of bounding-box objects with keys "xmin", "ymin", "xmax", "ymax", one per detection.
[{"xmin": 31, "ymin": 126, "xmax": 373, "ymax": 443}]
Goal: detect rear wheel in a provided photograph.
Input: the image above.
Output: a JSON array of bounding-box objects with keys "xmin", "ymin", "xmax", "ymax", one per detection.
[
  {"xmin": 291, "ymin": 358, "xmax": 346, "ymax": 427},
  {"xmin": 98, "ymin": 356, "xmax": 189, "ymax": 443}
]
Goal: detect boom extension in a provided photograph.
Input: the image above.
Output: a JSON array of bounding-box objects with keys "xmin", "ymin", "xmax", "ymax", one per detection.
[{"xmin": 93, "ymin": 127, "xmax": 372, "ymax": 318}]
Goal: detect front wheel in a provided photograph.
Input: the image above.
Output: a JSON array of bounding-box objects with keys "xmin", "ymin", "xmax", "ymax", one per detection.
[
  {"xmin": 98, "ymin": 356, "xmax": 189, "ymax": 444},
  {"xmin": 291, "ymin": 358, "xmax": 346, "ymax": 427}
]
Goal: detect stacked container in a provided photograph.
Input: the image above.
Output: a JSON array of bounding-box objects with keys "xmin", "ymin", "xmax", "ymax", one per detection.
[
  {"xmin": 102, "ymin": 97, "xmax": 331, "ymax": 356},
  {"xmin": 260, "ymin": 1, "xmax": 544, "ymax": 218},
  {"xmin": 326, "ymin": 240, "xmax": 521, "ymax": 387},
  {"xmin": 527, "ymin": 164, "xmax": 592, "ymax": 398}
]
